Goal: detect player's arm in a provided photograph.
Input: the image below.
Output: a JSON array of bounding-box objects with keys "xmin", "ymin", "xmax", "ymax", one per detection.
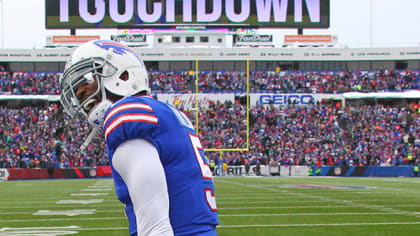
[{"xmin": 112, "ymin": 138, "xmax": 174, "ymax": 236}]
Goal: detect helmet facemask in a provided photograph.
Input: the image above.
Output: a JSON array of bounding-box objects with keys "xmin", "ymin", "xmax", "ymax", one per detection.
[
  {"xmin": 60, "ymin": 56, "xmax": 117, "ymax": 127},
  {"xmin": 59, "ymin": 40, "xmax": 150, "ymax": 150}
]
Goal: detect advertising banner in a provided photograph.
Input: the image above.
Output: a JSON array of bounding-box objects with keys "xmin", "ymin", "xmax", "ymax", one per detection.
[
  {"xmin": 280, "ymin": 166, "xmax": 290, "ymax": 176},
  {"xmin": 285, "ymin": 35, "xmax": 337, "ymax": 43},
  {"xmin": 291, "ymin": 166, "xmax": 310, "ymax": 176},
  {"xmin": 1, "ymin": 47, "xmax": 420, "ymax": 62},
  {"xmin": 234, "ymin": 34, "xmax": 274, "ymax": 47},
  {"xmin": 213, "ymin": 165, "xmax": 269, "ymax": 176},
  {"xmin": 46, "ymin": 35, "xmax": 100, "ymax": 47},
  {"xmin": 157, "ymin": 93, "xmax": 235, "ymax": 109},
  {"xmin": 110, "ymin": 34, "xmax": 148, "ymax": 46},
  {"xmin": 250, "ymin": 93, "xmax": 343, "ymax": 106}
]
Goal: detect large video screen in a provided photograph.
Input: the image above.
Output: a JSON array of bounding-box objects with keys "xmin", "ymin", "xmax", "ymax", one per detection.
[{"xmin": 46, "ymin": 0, "xmax": 330, "ymax": 29}]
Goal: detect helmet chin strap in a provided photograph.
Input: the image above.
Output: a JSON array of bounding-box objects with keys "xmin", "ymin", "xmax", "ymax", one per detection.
[
  {"xmin": 80, "ymin": 98, "xmax": 112, "ymax": 151},
  {"xmin": 79, "ymin": 66, "xmax": 137, "ymax": 151},
  {"xmin": 80, "ymin": 76, "xmax": 111, "ymax": 151},
  {"xmin": 80, "ymin": 127, "xmax": 99, "ymax": 151}
]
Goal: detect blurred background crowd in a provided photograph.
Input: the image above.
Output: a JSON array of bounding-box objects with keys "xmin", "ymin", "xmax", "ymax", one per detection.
[
  {"xmin": 0, "ymin": 69, "xmax": 419, "ymax": 168},
  {"xmin": 1, "ymin": 69, "xmax": 419, "ymax": 95}
]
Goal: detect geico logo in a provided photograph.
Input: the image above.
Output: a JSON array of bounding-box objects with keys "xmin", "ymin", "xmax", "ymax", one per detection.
[{"xmin": 259, "ymin": 95, "xmax": 314, "ymax": 105}]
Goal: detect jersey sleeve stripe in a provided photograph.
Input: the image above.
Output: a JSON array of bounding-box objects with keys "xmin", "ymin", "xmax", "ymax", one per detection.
[
  {"xmin": 105, "ymin": 114, "xmax": 158, "ymax": 139},
  {"xmin": 104, "ymin": 103, "xmax": 153, "ymax": 125}
]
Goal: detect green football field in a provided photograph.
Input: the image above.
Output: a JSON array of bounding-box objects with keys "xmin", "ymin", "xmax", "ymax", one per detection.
[{"xmin": 1, "ymin": 176, "xmax": 420, "ymax": 236}]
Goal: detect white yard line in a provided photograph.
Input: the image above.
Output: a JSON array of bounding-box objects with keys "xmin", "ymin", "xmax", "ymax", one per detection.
[
  {"xmin": 217, "ymin": 179, "xmax": 420, "ymax": 218},
  {"xmin": 217, "ymin": 222, "xmax": 420, "ymax": 228},
  {"xmin": 0, "ymin": 209, "xmax": 123, "ymax": 215},
  {"xmin": 2, "ymin": 197, "xmax": 415, "ymax": 206},
  {"xmin": 2, "ymin": 217, "xmax": 126, "ymax": 222},
  {"xmin": 2, "ymin": 203, "xmax": 420, "ymax": 210},
  {"xmin": 218, "ymin": 212, "xmax": 403, "ymax": 216},
  {"xmin": 0, "ymin": 212, "xmax": 410, "ymax": 223},
  {"xmin": 6, "ymin": 222, "xmax": 419, "ymax": 235},
  {"xmin": 310, "ymin": 179, "xmax": 420, "ymax": 194},
  {"xmin": 0, "ymin": 203, "xmax": 123, "ymax": 209},
  {"xmin": 34, "ymin": 222, "xmax": 420, "ymax": 231},
  {"xmin": 217, "ymin": 199, "xmax": 420, "ymax": 204}
]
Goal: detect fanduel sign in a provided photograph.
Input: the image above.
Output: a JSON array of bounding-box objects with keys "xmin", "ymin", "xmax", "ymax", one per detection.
[
  {"xmin": 110, "ymin": 34, "xmax": 147, "ymax": 43},
  {"xmin": 235, "ymin": 35, "xmax": 273, "ymax": 43},
  {"xmin": 46, "ymin": 0, "xmax": 330, "ymax": 29}
]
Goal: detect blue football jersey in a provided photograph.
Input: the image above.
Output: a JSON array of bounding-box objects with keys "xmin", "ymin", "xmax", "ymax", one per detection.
[{"xmin": 103, "ymin": 96, "xmax": 219, "ymax": 235}]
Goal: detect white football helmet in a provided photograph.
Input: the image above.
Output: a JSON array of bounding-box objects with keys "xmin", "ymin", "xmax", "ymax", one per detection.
[{"xmin": 60, "ymin": 40, "xmax": 149, "ymax": 127}]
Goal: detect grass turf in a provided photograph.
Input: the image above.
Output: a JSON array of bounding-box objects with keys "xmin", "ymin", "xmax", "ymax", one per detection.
[{"xmin": 1, "ymin": 176, "xmax": 420, "ymax": 235}]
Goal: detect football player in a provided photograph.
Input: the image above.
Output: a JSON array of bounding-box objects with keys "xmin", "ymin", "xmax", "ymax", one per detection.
[{"xmin": 60, "ymin": 40, "xmax": 219, "ymax": 236}]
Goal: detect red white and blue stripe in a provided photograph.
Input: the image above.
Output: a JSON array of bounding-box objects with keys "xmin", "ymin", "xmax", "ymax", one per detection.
[{"xmin": 104, "ymin": 102, "xmax": 158, "ymax": 140}]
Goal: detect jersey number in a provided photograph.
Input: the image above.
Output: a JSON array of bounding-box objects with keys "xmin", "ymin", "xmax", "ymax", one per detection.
[
  {"xmin": 170, "ymin": 106, "xmax": 217, "ymax": 211},
  {"xmin": 189, "ymin": 133, "xmax": 217, "ymax": 211}
]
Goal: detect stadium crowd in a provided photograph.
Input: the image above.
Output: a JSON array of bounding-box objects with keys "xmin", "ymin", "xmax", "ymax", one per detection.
[
  {"xmin": 1, "ymin": 69, "xmax": 419, "ymax": 95},
  {"xmin": 0, "ymin": 68, "xmax": 419, "ymax": 169},
  {"xmin": 0, "ymin": 72, "xmax": 60, "ymax": 95},
  {"xmin": 0, "ymin": 100, "xmax": 418, "ymax": 169},
  {"xmin": 0, "ymin": 104, "xmax": 107, "ymax": 168}
]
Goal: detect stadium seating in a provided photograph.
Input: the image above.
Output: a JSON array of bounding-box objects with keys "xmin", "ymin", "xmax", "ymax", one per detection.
[
  {"xmin": 0, "ymin": 100, "xmax": 418, "ymax": 169},
  {"xmin": 1, "ymin": 70, "xmax": 419, "ymax": 95},
  {"xmin": 0, "ymin": 69, "xmax": 418, "ymax": 168}
]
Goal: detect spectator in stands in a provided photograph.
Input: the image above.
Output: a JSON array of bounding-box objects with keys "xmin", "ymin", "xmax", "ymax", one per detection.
[
  {"xmin": 1, "ymin": 68, "xmax": 419, "ymax": 169},
  {"xmin": 0, "ymin": 104, "xmax": 107, "ymax": 169},
  {"xmin": 1, "ymin": 101, "xmax": 418, "ymax": 169},
  {"xmin": 1, "ymin": 69, "xmax": 419, "ymax": 95}
]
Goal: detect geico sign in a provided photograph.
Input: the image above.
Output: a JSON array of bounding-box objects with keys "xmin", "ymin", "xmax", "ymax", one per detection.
[{"xmin": 259, "ymin": 94, "xmax": 314, "ymax": 105}]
